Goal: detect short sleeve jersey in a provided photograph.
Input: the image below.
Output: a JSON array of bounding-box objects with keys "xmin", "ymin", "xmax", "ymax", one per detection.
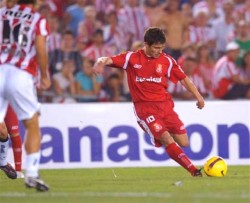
[
  {"xmin": 0, "ymin": 4, "xmax": 49, "ymax": 76},
  {"xmin": 111, "ymin": 49, "xmax": 186, "ymax": 102}
]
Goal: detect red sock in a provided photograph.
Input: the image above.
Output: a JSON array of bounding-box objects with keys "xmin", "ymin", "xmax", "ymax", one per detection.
[
  {"xmin": 10, "ymin": 135, "xmax": 22, "ymax": 171},
  {"xmin": 166, "ymin": 143, "xmax": 197, "ymax": 174}
]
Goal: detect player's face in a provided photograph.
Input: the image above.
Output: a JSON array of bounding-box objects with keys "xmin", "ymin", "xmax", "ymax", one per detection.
[{"xmin": 145, "ymin": 43, "xmax": 165, "ymax": 58}]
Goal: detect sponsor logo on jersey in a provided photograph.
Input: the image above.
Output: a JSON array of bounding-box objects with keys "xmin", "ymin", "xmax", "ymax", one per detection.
[
  {"xmin": 136, "ymin": 76, "xmax": 162, "ymax": 83},
  {"xmin": 4, "ymin": 10, "xmax": 33, "ymax": 21},
  {"xmin": 133, "ymin": 64, "xmax": 142, "ymax": 69}
]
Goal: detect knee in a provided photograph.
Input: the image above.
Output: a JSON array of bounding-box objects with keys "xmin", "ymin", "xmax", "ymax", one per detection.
[
  {"xmin": 159, "ymin": 132, "xmax": 175, "ymax": 146},
  {"xmin": 0, "ymin": 123, "xmax": 8, "ymax": 140},
  {"xmin": 178, "ymin": 140, "xmax": 189, "ymax": 147}
]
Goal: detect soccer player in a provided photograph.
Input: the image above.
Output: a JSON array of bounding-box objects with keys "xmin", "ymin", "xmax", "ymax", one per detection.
[
  {"xmin": 4, "ymin": 105, "xmax": 24, "ymax": 178},
  {"xmin": 0, "ymin": 0, "xmax": 51, "ymax": 191},
  {"xmin": 93, "ymin": 27, "xmax": 205, "ymax": 177}
]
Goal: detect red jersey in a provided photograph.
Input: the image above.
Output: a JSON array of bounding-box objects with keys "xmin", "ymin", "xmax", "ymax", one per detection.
[
  {"xmin": 0, "ymin": 4, "xmax": 49, "ymax": 76},
  {"xmin": 111, "ymin": 49, "xmax": 186, "ymax": 102}
]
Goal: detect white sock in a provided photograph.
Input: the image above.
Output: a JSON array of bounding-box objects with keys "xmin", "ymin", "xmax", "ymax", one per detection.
[
  {"xmin": 25, "ymin": 152, "xmax": 40, "ymax": 178},
  {"xmin": 0, "ymin": 138, "xmax": 9, "ymax": 166}
]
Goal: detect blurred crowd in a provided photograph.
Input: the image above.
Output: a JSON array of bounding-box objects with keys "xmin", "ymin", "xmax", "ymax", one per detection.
[{"xmin": 3, "ymin": 0, "xmax": 250, "ymax": 102}]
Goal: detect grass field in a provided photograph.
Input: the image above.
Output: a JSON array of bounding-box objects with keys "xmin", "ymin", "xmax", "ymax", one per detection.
[{"xmin": 0, "ymin": 166, "xmax": 249, "ymax": 203}]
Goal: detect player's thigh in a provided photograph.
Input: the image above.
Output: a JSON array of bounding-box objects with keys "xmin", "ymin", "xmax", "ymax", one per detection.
[
  {"xmin": 171, "ymin": 133, "xmax": 189, "ymax": 147},
  {"xmin": 0, "ymin": 66, "xmax": 9, "ymax": 123},
  {"xmin": 6, "ymin": 67, "xmax": 41, "ymax": 121}
]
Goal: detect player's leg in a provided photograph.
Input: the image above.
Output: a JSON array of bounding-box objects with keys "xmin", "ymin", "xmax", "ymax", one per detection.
[
  {"xmin": 159, "ymin": 132, "xmax": 202, "ymax": 176},
  {"xmin": 4, "ymin": 105, "xmax": 24, "ymax": 178},
  {"xmin": 6, "ymin": 66, "xmax": 49, "ymax": 191},
  {"xmin": 171, "ymin": 133, "xmax": 189, "ymax": 147},
  {"xmin": 0, "ymin": 66, "xmax": 17, "ymax": 179},
  {"xmin": 0, "ymin": 122, "xmax": 17, "ymax": 179},
  {"xmin": 22, "ymin": 114, "xmax": 49, "ymax": 191}
]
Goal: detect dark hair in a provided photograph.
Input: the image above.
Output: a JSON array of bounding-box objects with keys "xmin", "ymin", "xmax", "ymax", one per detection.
[
  {"xmin": 18, "ymin": 0, "xmax": 36, "ymax": 4},
  {"xmin": 93, "ymin": 29, "xmax": 103, "ymax": 36},
  {"xmin": 144, "ymin": 27, "xmax": 166, "ymax": 46}
]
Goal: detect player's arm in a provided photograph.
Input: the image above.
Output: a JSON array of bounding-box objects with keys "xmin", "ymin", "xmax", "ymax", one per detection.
[
  {"xmin": 35, "ymin": 34, "xmax": 51, "ymax": 90},
  {"xmin": 93, "ymin": 57, "xmax": 113, "ymax": 75},
  {"xmin": 180, "ymin": 77, "xmax": 205, "ymax": 109}
]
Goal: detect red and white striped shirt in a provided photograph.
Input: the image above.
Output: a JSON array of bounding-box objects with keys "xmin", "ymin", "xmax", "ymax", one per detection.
[
  {"xmin": 81, "ymin": 44, "xmax": 114, "ymax": 62},
  {"xmin": 0, "ymin": 4, "xmax": 49, "ymax": 76},
  {"xmin": 118, "ymin": 6, "xmax": 149, "ymax": 42},
  {"xmin": 188, "ymin": 25, "xmax": 214, "ymax": 45},
  {"xmin": 47, "ymin": 32, "xmax": 61, "ymax": 52},
  {"xmin": 212, "ymin": 56, "xmax": 239, "ymax": 98}
]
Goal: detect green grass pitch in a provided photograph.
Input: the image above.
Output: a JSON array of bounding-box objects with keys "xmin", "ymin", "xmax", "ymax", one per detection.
[{"xmin": 0, "ymin": 166, "xmax": 249, "ymax": 203}]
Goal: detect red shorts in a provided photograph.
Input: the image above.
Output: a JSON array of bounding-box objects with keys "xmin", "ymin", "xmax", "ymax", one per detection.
[
  {"xmin": 134, "ymin": 100, "xmax": 186, "ymax": 147},
  {"xmin": 4, "ymin": 105, "xmax": 19, "ymax": 135}
]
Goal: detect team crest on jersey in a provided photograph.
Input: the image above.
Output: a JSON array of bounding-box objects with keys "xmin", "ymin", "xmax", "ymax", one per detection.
[
  {"xmin": 156, "ymin": 64, "xmax": 162, "ymax": 74},
  {"xmin": 153, "ymin": 122, "xmax": 163, "ymax": 132}
]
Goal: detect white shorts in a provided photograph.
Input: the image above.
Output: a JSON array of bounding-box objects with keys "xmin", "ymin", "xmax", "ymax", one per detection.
[{"xmin": 0, "ymin": 64, "xmax": 41, "ymax": 122}]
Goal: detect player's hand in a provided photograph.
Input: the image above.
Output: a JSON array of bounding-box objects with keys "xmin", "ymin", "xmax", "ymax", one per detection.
[
  {"xmin": 39, "ymin": 76, "xmax": 51, "ymax": 90},
  {"xmin": 196, "ymin": 96, "xmax": 205, "ymax": 109},
  {"xmin": 93, "ymin": 57, "xmax": 108, "ymax": 75}
]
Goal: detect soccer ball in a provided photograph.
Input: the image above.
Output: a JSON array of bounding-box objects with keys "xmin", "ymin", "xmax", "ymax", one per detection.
[{"xmin": 204, "ymin": 156, "xmax": 227, "ymax": 177}]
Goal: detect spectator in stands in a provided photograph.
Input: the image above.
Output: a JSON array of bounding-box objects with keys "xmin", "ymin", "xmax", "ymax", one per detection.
[
  {"xmin": 77, "ymin": 5, "xmax": 102, "ymax": 49},
  {"xmin": 52, "ymin": 60, "xmax": 77, "ymax": 103},
  {"xmin": 234, "ymin": 20, "xmax": 250, "ymax": 66},
  {"xmin": 49, "ymin": 30, "xmax": 82, "ymax": 75},
  {"xmin": 168, "ymin": 56, "xmax": 208, "ymax": 100},
  {"xmin": 212, "ymin": 41, "xmax": 250, "ymax": 100},
  {"xmin": 156, "ymin": 0, "xmax": 189, "ymax": 60},
  {"xmin": 81, "ymin": 29, "xmax": 114, "ymax": 66},
  {"xmin": 241, "ymin": 50, "xmax": 250, "ymax": 80},
  {"xmin": 47, "ymin": 15, "xmax": 61, "ymax": 53},
  {"xmin": 144, "ymin": 0, "xmax": 165, "ymax": 27},
  {"xmin": 211, "ymin": 0, "xmax": 235, "ymax": 59},
  {"xmin": 244, "ymin": 0, "xmax": 250, "ymax": 23},
  {"xmin": 118, "ymin": 0, "xmax": 149, "ymax": 48},
  {"xmin": 75, "ymin": 58, "xmax": 103, "ymax": 102},
  {"xmin": 38, "ymin": 3, "xmax": 52, "ymax": 19},
  {"xmin": 102, "ymin": 73, "xmax": 125, "ymax": 102},
  {"xmin": 46, "ymin": 0, "xmax": 69, "ymax": 19},
  {"xmin": 196, "ymin": 43, "xmax": 215, "ymax": 95},
  {"xmin": 64, "ymin": 0, "xmax": 87, "ymax": 36},
  {"xmin": 177, "ymin": 43, "xmax": 196, "ymax": 69},
  {"xmin": 180, "ymin": 2, "xmax": 193, "ymax": 26},
  {"xmin": 188, "ymin": 7, "xmax": 215, "ymax": 48},
  {"xmin": 103, "ymin": 9, "xmax": 128, "ymax": 54},
  {"xmin": 192, "ymin": 0, "xmax": 223, "ymax": 26}
]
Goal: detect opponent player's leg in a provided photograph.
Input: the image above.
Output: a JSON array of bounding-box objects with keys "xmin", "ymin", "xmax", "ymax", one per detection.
[
  {"xmin": 7, "ymin": 67, "xmax": 49, "ymax": 191},
  {"xmin": 5, "ymin": 105, "xmax": 24, "ymax": 178},
  {"xmin": 22, "ymin": 113, "xmax": 49, "ymax": 191},
  {"xmin": 160, "ymin": 132, "xmax": 202, "ymax": 177},
  {"xmin": 0, "ymin": 75, "xmax": 17, "ymax": 179},
  {"xmin": 0, "ymin": 122, "xmax": 17, "ymax": 179}
]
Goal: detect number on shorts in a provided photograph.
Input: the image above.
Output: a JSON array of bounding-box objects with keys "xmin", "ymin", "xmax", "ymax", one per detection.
[{"xmin": 146, "ymin": 115, "xmax": 155, "ymax": 124}]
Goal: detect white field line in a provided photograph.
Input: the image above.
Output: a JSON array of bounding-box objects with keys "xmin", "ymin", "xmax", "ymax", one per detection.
[{"xmin": 0, "ymin": 192, "xmax": 249, "ymax": 199}]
